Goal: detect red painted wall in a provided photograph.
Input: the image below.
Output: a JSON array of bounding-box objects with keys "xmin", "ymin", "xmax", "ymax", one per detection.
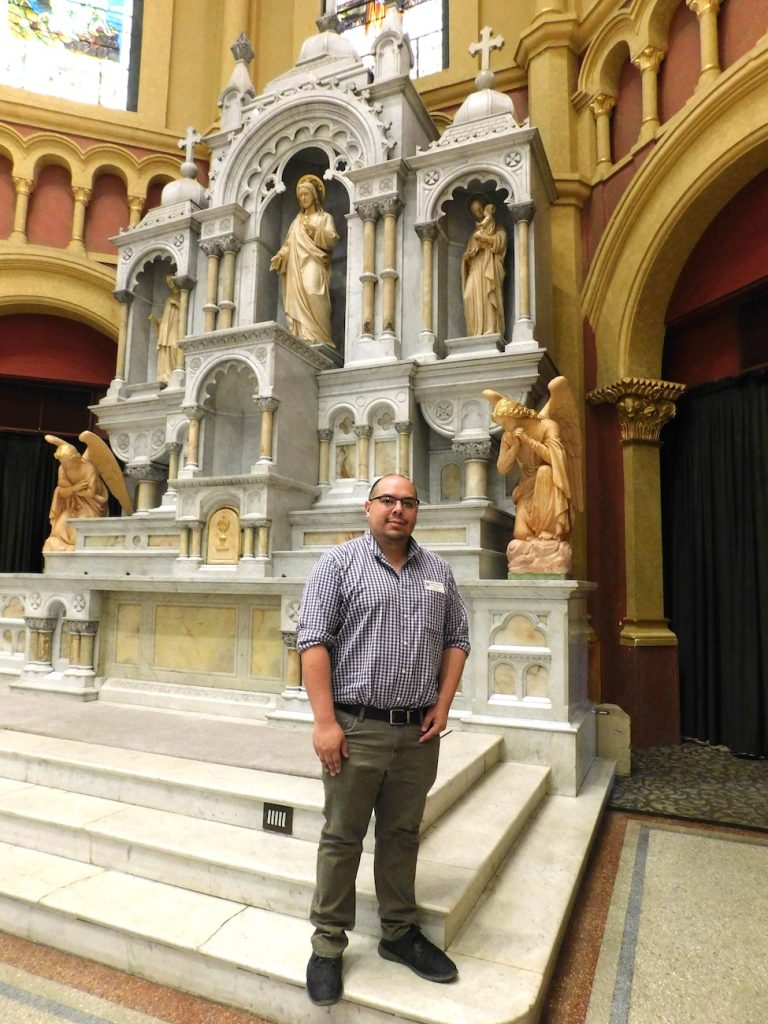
[
  {"xmin": 84, "ymin": 173, "xmax": 129, "ymax": 255},
  {"xmin": 611, "ymin": 56, "xmax": 642, "ymax": 164},
  {"xmin": 664, "ymin": 306, "xmax": 742, "ymax": 387},
  {"xmin": 721, "ymin": 0, "xmax": 768, "ymax": 69},
  {"xmin": 26, "ymin": 164, "xmax": 73, "ymax": 248},
  {"xmin": 657, "ymin": 2, "xmax": 699, "ymax": 124},
  {"xmin": 0, "ymin": 314, "xmax": 115, "ymax": 386},
  {"xmin": 666, "ymin": 169, "xmax": 768, "ymax": 323},
  {"xmin": 0, "ymin": 155, "xmax": 13, "ymax": 239}
]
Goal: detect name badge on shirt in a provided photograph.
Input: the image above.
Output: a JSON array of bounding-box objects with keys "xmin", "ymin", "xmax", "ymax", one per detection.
[{"xmin": 425, "ymin": 580, "xmax": 445, "ymax": 593}]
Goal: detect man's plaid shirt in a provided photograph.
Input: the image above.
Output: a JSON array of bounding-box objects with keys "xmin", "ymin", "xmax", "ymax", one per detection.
[{"xmin": 297, "ymin": 532, "xmax": 471, "ymax": 709}]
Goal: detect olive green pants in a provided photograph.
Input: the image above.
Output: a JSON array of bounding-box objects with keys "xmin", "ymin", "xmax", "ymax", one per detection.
[{"xmin": 310, "ymin": 708, "xmax": 440, "ymax": 957}]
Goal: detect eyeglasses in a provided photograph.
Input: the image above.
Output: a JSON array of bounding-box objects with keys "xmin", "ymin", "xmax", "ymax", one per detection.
[{"xmin": 370, "ymin": 495, "xmax": 420, "ymax": 511}]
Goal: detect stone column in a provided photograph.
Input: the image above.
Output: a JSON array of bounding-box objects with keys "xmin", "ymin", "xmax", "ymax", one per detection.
[
  {"xmin": 161, "ymin": 441, "xmax": 182, "ymax": 508},
  {"xmin": 10, "ymin": 177, "xmax": 33, "ymax": 243},
  {"xmin": 395, "ymin": 420, "xmax": 412, "ymax": 478},
  {"xmin": 128, "ymin": 195, "xmax": 144, "ymax": 226},
  {"xmin": 127, "ymin": 463, "xmax": 166, "ymax": 513},
  {"xmin": 190, "ymin": 521, "xmax": 204, "ymax": 563},
  {"xmin": 218, "ymin": 236, "xmax": 241, "ymax": 329},
  {"xmin": 452, "ymin": 440, "xmax": 492, "ymax": 502},
  {"xmin": 281, "ymin": 630, "xmax": 302, "ymax": 690},
  {"xmin": 588, "ymin": 377, "xmax": 686, "ymax": 646},
  {"xmin": 241, "ymin": 521, "xmax": 256, "ymax": 560},
  {"xmin": 318, "ymin": 428, "xmax": 333, "ymax": 487},
  {"xmin": 510, "ymin": 202, "xmax": 535, "ymax": 332},
  {"xmin": 355, "ymin": 202, "xmax": 379, "ymax": 338},
  {"xmin": 68, "ymin": 186, "xmax": 92, "ymax": 255},
  {"xmin": 183, "ymin": 406, "xmax": 204, "ymax": 471},
  {"xmin": 178, "ymin": 524, "xmax": 191, "ymax": 559},
  {"xmin": 633, "ymin": 47, "xmax": 665, "ymax": 142},
  {"xmin": 257, "ymin": 521, "xmax": 271, "ymax": 559},
  {"xmin": 200, "ymin": 240, "xmax": 222, "ymax": 332},
  {"xmin": 589, "ymin": 93, "xmax": 616, "ymax": 176},
  {"xmin": 415, "ymin": 222, "xmax": 438, "ymax": 350},
  {"xmin": 174, "ymin": 275, "xmax": 195, "ymax": 369},
  {"xmin": 355, "ymin": 425, "xmax": 372, "ymax": 484},
  {"xmin": 65, "ymin": 620, "xmax": 98, "ymax": 675},
  {"xmin": 687, "ymin": 0, "xmax": 722, "ymax": 89},
  {"xmin": 378, "ymin": 197, "xmax": 402, "ymax": 337},
  {"xmin": 112, "ymin": 289, "xmax": 134, "ymax": 382},
  {"xmin": 255, "ymin": 396, "xmax": 279, "ymax": 463},
  {"xmin": 24, "ymin": 616, "xmax": 57, "ymax": 674}
]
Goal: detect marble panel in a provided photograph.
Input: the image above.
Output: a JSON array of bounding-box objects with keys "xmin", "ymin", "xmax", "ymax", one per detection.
[
  {"xmin": 373, "ymin": 438, "xmax": 396, "ymax": 476},
  {"xmin": 153, "ymin": 604, "xmax": 237, "ymax": 675},
  {"xmin": 495, "ymin": 613, "xmax": 546, "ymax": 645},
  {"xmin": 303, "ymin": 530, "xmax": 364, "ymax": 546},
  {"xmin": 250, "ymin": 607, "xmax": 281, "ymax": 679},
  {"xmin": 525, "ymin": 664, "xmax": 549, "ymax": 698},
  {"xmin": 413, "ymin": 527, "xmax": 467, "ymax": 544},
  {"xmin": 335, "ymin": 443, "xmax": 355, "ymax": 478},
  {"xmin": 147, "ymin": 534, "xmax": 179, "ymax": 547},
  {"xmin": 115, "ymin": 603, "xmax": 141, "ymax": 666},
  {"xmin": 493, "ymin": 662, "xmax": 516, "ymax": 695},
  {"xmin": 441, "ymin": 462, "xmax": 463, "ymax": 501},
  {"xmin": 83, "ymin": 535, "xmax": 125, "ymax": 547}
]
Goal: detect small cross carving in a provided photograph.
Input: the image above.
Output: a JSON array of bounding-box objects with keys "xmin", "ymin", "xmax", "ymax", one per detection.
[
  {"xmin": 178, "ymin": 126, "xmax": 202, "ymax": 164},
  {"xmin": 469, "ymin": 25, "xmax": 504, "ymax": 73}
]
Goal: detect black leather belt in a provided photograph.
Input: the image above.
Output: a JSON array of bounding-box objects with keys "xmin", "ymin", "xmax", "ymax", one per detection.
[{"xmin": 334, "ymin": 702, "xmax": 427, "ymax": 726}]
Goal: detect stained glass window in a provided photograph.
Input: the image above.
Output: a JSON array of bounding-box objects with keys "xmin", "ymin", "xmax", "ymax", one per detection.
[
  {"xmin": 0, "ymin": 0, "xmax": 141, "ymax": 110},
  {"xmin": 337, "ymin": 0, "xmax": 447, "ymax": 79}
]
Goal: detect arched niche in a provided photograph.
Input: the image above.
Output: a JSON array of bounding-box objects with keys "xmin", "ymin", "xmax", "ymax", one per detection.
[
  {"xmin": 199, "ymin": 360, "xmax": 261, "ymax": 477},
  {"xmin": 257, "ymin": 147, "xmax": 349, "ymax": 355},
  {"xmin": 128, "ymin": 256, "xmax": 177, "ymax": 385},
  {"xmin": 437, "ymin": 179, "xmax": 513, "ymax": 344}
]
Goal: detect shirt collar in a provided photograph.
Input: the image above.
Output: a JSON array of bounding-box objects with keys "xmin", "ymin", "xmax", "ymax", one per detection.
[{"xmin": 365, "ymin": 530, "xmax": 420, "ymax": 564}]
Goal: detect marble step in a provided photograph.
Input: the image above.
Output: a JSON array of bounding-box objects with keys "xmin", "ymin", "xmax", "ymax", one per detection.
[
  {"xmin": 0, "ymin": 759, "xmax": 548, "ymax": 949},
  {"xmin": 0, "ymin": 728, "xmax": 504, "ymax": 842},
  {"xmin": 0, "ymin": 759, "xmax": 613, "ymax": 1024}
]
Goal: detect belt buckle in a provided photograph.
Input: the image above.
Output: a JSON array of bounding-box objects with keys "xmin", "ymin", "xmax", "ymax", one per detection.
[{"xmin": 389, "ymin": 708, "xmax": 409, "ymax": 726}]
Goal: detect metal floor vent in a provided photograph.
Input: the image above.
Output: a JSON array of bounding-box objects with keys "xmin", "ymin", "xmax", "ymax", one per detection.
[{"xmin": 263, "ymin": 802, "xmax": 293, "ymax": 835}]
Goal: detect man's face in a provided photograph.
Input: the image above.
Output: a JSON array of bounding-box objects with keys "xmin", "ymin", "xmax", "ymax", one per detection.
[{"xmin": 365, "ymin": 475, "xmax": 419, "ymax": 545}]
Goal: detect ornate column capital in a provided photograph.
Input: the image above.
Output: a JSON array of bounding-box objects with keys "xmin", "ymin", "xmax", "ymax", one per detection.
[
  {"xmin": 199, "ymin": 239, "xmax": 222, "ymax": 258},
  {"xmin": 113, "ymin": 288, "xmax": 134, "ymax": 305},
  {"xmin": 633, "ymin": 46, "xmax": 665, "ymax": 73},
  {"xmin": 12, "ymin": 176, "xmax": 34, "ymax": 196},
  {"xmin": 125, "ymin": 462, "xmax": 166, "ymax": 482},
  {"xmin": 452, "ymin": 439, "xmax": 493, "ymax": 461},
  {"xmin": 355, "ymin": 201, "xmax": 380, "ymax": 222},
  {"xmin": 72, "ymin": 186, "xmax": 92, "ymax": 204},
  {"xmin": 255, "ymin": 395, "xmax": 279, "ymax": 413},
  {"xmin": 318, "ymin": 428, "xmax": 334, "ymax": 442},
  {"xmin": 281, "ymin": 630, "xmax": 298, "ymax": 651},
  {"xmin": 128, "ymin": 194, "xmax": 144, "ymax": 212},
  {"xmin": 66, "ymin": 619, "xmax": 99, "ymax": 635},
  {"xmin": 173, "ymin": 274, "xmax": 195, "ymax": 291},
  {"xmin": 414, "ymin": 221, "xmax": 438, "ymax": 243},
  {"xmin": 589, "ymin": 92, "xmax": 617, "ymax": 119},
  {"xmin": 509, "ymin": 201, "xmax": 536, "ymax": 224},
  {"xmin": 377, "ymin": 196, "xmax": 403, "ymax": 218},
  {"xmin": 394, "ymin": 420, "xmax": 412, "ymax": 434},
  {"xmin": 220, "ymin": 235, "xmax": 242, "ymax": 255},
  {"xmin": 354, "ymin": 424, "xmax": 373, "ymax": 439},
  {"xmin": 166, "ymin": 441, "xmax": 183, "ymax": 455},
  {"xmin": 182, "ymin": 404, "xmax": 204, "ymax": 421},
  {"xmin": 687, "ymin": 0, "xmax": 721, "ymax": 15},
  {"xmin": 587, "ymin": 377, "xmax": 687, "ymax": 444},
  {"xmin": 24, "ymin": 616, "xmax": 57, "ymax": 632}
]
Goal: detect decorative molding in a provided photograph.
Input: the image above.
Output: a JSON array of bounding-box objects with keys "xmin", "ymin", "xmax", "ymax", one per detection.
[
  {"xmin": 587, "ymin": 377, "xmax": 686, "ymax": 444},
  {"xmin": 452, "ymin": 439, "xmax": 493, "ymax": 461}
]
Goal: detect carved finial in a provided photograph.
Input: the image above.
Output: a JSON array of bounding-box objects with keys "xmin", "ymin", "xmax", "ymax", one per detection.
[
  {"xmin": 231, "ymin": 33, "xmax": 254, "ymax": 64},
  {"xmin": 317, "ymin": 0, "xmax": 342, "ymax": 33},
  {"xmin": 178, "ymin": 127, "xmax": 202, "ymax": 177},
  {"xmin": 468, "ymin": 25, "xmax": 504, "ymax": 90}
]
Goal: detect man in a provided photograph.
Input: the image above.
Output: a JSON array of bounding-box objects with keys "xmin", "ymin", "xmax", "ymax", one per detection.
[{"xmin": 297, "ymin": 474, "xmax": 470, "ymax": 1006}]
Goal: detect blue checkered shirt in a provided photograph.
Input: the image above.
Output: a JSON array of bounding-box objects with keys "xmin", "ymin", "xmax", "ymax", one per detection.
[{"xmin": 297, "ymin": 532, "xmax": 470, "ymax": 709}]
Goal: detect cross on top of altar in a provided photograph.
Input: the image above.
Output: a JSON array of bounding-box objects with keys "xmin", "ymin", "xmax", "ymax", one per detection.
[
  {"xmin": 178, "ymin": 126, "xmax": 202, "ymax": 166},
  {"xmin": 469, "ymin": 25, "xmax": 504, "ymax": 89}
]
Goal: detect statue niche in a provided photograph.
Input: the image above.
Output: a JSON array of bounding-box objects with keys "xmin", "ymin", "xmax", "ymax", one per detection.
[
  {"xmin": 262, "ymin": 152, "xmax": 348, "ymax": 352},
  {"xmin": 199, "ymin": 362, "xmax": 262, "ymax": 478},
  {"xmin": 127, "ymin": 259, "xmax": 179, "ymax": 386}
]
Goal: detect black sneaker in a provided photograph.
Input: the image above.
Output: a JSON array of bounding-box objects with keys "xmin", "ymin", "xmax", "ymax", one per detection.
[
  {"xmin": 378, "ymin": 926, "xmax": 458, "ymax": 982},
  {"xmin": 306, "ymin": 952, "xmax": 343, "ymax": 1005}
]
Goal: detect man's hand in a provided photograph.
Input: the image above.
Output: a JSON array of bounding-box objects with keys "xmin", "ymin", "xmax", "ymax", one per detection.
[
  {"xmin": 313, "ymin": 720, "xmax": 349, "ymax": 776},
  {"xmin": 419, "ymin": 704, "xmax": 448, "ymax": 743}
]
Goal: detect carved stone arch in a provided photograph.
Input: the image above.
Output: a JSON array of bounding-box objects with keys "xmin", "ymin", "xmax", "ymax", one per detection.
[
  {"xmin": 125, "ymin": 248, "xmax": 179, "ymax": 293},
  {"xmin": 366, "ymin": 400, "xmax": 399, "ymax": 480},
  {"xmin": 643, "ymin": 0, "xmax": 686, "ymax": 49},
  {"xmin": 363, "ymin": 397, "xmax": 398, "ymax": 427},
  {"xmin": 213, "ymin": 92, "xmax": 393, "ymax": 212},
  {"xmin": 426, "ymin": 169, "xmax": 515, "ymax": 224},
  {"xmin": 490, "ymin": 611, "xmax": 547, "ymax": 648},
  {"xmin": 576, "ymin": 13, "xmax": 639, "ymax": 99},
  {"xmin": 199, "ymin": 490, "xmax": 241, "ymax": 522},
  {"xmin": 196, "ymin": 358, "xmax": 262, "ymax": 477},
  {"xmin": 193, "ymin": 354, "xmax": 264, "ymax": 408}
]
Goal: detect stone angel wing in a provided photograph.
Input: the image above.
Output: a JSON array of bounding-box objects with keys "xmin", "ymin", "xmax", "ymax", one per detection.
[
  {"xmin": 540, "ymin": 377, "xmax": 584, "ymax": 513},
  {"xmin": 79, "ymin": 431, "xmax": 134, "ymax": 515}
]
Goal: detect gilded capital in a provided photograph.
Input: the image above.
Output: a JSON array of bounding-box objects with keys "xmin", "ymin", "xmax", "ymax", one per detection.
[
  {"xmin": 633, "ymin": 46, "xmax": 665, "ymax": 74},
  {"xmin": 589, "ymin": 93, "xmax": 616, "ymax": 119},
  {"xmin": 686, "ymin": 0, "xmax": 721, "ymax": 16},
  {"xmin": 12, "ymin": 176, "xmax": 34, "ymax": 196},
  {"xmin": 72, "ymin": 186, "xmax": 92, "ymax": 205},
  {"xmin": 587, "ymin": 377, "xmax": 686, "ymax": 444}
]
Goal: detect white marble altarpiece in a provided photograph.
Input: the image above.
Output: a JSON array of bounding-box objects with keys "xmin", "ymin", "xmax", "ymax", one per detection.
[{"xmin": 3, "ymin": 13, "xmax": 594, "ymax": 794}]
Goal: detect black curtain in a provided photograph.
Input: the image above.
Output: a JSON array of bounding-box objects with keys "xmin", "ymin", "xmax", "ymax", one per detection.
[
  {"xmin": 0, "ymin": 432, "xmax": 58, "ymax": 574},
  {"xmin": 662, "ymin": 368, "xmax": 768, "ymax": 756}
]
